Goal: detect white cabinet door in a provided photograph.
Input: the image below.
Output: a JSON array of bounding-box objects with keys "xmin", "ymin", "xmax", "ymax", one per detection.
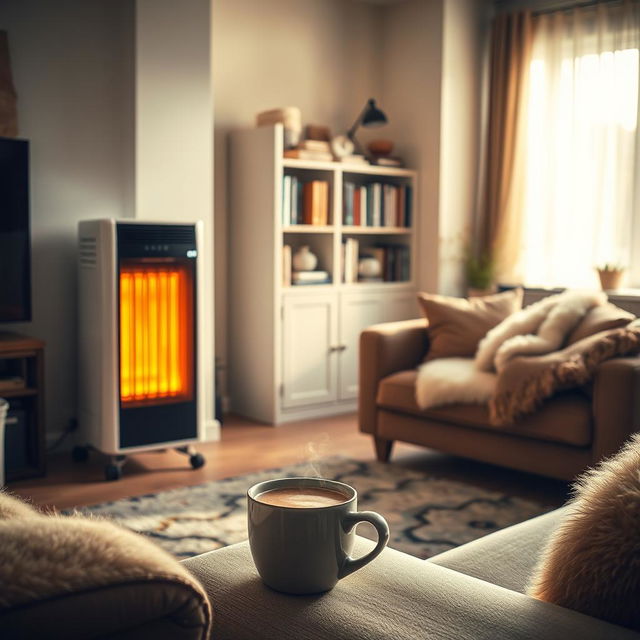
[
  {"xmin": 282, "ymin": 294, "xmax": 338, "ymax": 409},
  {"xmin": 338, "ymin": 290, "xmax": 417, "ymax": 401}
]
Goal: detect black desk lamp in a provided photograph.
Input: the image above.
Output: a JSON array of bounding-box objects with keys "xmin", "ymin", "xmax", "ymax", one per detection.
[{"xmin": 347, "ymin": 98, "xmax": 388, "ymax": 155}]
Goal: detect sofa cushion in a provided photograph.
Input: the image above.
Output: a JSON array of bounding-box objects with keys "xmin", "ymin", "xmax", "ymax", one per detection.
[
  {"xmin": 417, "ymin": 288, "xmax": 523, "ymax": 362},
  {"xmin": 377, "ymin": 370, "xmax": 592, "ymax": 447},
  {"xmin": 429, "ymin": 508, "xmax": 567, "ymax": 593},
  {"xmin": 566, "ymin": 303, "xmax": 634, "ymax": 346},
  {"xmin": 529, "ymin": 433, "xmax": 640, "ymax": 631}
]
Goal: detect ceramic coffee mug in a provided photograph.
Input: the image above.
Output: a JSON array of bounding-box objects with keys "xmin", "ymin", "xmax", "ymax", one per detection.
[{"xmin": 247, "ymin": 477, "xmax": 390, "ymax": 595}]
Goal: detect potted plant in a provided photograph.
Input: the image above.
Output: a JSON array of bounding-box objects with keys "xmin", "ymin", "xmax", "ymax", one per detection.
[
  {"xmin": 595, "ymin": 263, "xmax": 625, "ymax": 291},
  {"xmin": 465, "ymin": 250, "xmax": 495, "ymax": 297}
]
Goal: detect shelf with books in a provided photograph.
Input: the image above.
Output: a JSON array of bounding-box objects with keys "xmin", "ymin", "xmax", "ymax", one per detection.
[
  {"xmin": 230, "ymin": 123, "xmax": 419, "ymax": 425},
  {"xmin": 342, "ymin": 175, "xmax": 412, "ymax": 229},
  {"xmin": 282, "ymin": 167, "xmax": 334, "ymax": 227}
]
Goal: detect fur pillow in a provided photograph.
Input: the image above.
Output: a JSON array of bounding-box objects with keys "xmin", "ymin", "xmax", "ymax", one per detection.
[
  {"xmin": 417, "ymin": 288, "xmax": 523, "ymax": 362},
  {"xmin": 528, "ymin": 433, "xmax": 640, "ymax": 631},
  {"xmin": 490, "ymin": 322, "xmax": 640, "ymax": 426}
]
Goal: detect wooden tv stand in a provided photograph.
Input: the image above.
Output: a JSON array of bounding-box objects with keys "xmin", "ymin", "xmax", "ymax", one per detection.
[{"xmin": 0, "ymin": 332, "xmax": 45, "ymax": 481}]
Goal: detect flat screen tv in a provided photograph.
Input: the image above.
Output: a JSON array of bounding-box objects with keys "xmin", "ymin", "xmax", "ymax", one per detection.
[{"xmin": 0, "ymin": 137, "xmax": 31, "ymax": 322}]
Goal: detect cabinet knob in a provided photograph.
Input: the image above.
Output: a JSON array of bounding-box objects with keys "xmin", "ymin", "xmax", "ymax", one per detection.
[{"xmin": 329, "ymin": 345, "xmax": 347, "ymax": 353}]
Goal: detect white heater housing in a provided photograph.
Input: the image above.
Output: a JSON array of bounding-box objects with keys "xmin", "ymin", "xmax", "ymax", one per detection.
[{"xmin": 78, "ymin": 219, "xmax": 205, "ymax": 458}]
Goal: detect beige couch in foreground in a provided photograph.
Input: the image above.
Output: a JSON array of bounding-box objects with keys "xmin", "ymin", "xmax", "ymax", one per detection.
[
  {"xmin": 359, "ymin": 318, "xmax": 640, "ymax": 481},
  {"xmin": 182, "ymin": 506, "xmax": 636, "ymax": 639}
]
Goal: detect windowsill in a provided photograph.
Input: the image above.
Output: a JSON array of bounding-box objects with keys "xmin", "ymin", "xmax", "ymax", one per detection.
[{"xmin": 500, "ymin": 284, "xmax": 640, "ymax": 301}]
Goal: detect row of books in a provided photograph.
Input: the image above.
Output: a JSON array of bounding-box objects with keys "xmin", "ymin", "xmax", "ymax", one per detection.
[
  {"xmin": 342, "ymin": 238, "xmax": 411, "ymax": 283},
  {"xmin": 343, "ymin": 182, "xmax": 412, "ymax": 228},
  {"xmin": 281, "ymin": 176, "xmax": 330, "ymax": 226}
]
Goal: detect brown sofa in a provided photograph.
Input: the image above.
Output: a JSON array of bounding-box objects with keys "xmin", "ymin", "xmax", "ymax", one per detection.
[{"xmin": 359, "ymin": 318, "xmax": 640, "ymax": 481}]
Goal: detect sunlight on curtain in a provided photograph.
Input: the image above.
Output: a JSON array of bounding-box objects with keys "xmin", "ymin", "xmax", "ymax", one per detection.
[{"xmin": 521, "ymin": 3, "xmax": 640, "ymax": 288}]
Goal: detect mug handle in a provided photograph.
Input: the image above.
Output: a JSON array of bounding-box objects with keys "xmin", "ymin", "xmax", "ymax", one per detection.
[{"xmin": 338, "ymin": 511, "xmax": 390, "ymax": 579}]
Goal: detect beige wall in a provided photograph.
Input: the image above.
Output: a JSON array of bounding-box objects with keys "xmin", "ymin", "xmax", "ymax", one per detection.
[
  {"xmin": 0, "ymin": 0, "xmax": 135, "ymax": 441},
  {"xmin": 380, "ymin": 0, "xmax": 445, "ymax": 295},
  {"xmin": 439, "ymin": 0, "xmax": 491, "ymax": 295},
  {"xmin": 213, "ymin": 0, "xmax": 383, "ymax": 396},
  {"xmin": 136, "ymin": 0, "xmax": 217, "ymax": 438}
]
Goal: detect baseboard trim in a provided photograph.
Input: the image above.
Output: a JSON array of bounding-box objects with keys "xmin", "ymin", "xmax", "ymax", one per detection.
[{"xmin": 205, "ymin": 419, "xmax": 221, "ymax": 442}]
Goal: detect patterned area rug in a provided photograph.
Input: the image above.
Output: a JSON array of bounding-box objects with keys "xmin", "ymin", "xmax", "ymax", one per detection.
[{"xmin": 77, "ymin": 457, "xmax": 553, "ymax": 560}]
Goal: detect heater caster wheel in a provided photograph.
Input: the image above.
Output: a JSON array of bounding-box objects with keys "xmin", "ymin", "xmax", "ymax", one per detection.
[
  {"xmin": 190, "ymin": 453, "xmax": 205, "ymax": 470},
  {"xmin": 72, "ymin": 446, "xmax": 89, "ymax": 463},
  {"xmin": 105, "ymin": 464, "xmax": 123, "ymax": 481}
]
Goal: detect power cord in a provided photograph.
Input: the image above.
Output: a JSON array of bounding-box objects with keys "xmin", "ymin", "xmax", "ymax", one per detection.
[{"xmin": 46, "ymin": 417, "xmax": 78, "ymax": 453}]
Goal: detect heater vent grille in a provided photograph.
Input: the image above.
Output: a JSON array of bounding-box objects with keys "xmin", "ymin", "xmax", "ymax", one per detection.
[
  {"xmin": 79, "ymin": 236, "xmax": 97, "ymax": 268},
  {"xmin": 117, "ymin": 224, "xmax": 196, "ymax": 246}
]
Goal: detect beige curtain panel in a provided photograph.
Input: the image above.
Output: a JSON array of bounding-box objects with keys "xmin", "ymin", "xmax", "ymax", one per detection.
[
  {"xmin": 481, "ymin": 11, "xmax": 534, "ymax": 282},
  {"xmin": 0, "ymin": 30, "xmax": 18, "ymax": 138}
]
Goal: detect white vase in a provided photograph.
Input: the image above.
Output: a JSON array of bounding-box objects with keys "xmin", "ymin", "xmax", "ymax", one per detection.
[
  {"xmin": 292, "ymin": 246, "xmax": 317, "ymax": 271},
  {"xmin": 358, "ymin": 257, "xmax": 381, "ymax": 278}
]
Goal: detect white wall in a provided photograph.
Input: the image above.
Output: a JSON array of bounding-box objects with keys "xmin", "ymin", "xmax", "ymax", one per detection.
[
  {"xmin": 0, "ymin": 0, "xmax": 134, "ymax": 440},
  {"xmin": 438, "ymin": 0, "xmax": 490, "ymax": 295},
  {"xmin": 213, "ymin": 0, "xmax": 383, "ymax": 396},
  {"xmin": 136, "ymin": 0, "xmax": 217, "ymax": 439}
]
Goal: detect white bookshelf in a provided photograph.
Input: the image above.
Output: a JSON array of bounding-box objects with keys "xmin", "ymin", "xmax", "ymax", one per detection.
[{"xmin": 229, "ymin": 124, "xmax": 419, "ymax": 424}]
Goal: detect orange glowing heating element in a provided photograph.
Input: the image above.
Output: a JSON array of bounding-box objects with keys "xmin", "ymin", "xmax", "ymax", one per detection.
[{"xmin": 119, "ymin": 264, "xmax": 193, "ymax": 405}]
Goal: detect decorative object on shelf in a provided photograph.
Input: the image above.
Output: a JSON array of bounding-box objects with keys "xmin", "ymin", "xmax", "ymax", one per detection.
[
  {"xmin": 596, "ymin": 263, "xmax": 625, "ymax": 291},
  {"xmin": 0, "ymin": 31, "xmax": 18, "ymax": 138},
  {"xmin": 367, "ymin": 139, "xmax": 404, "ymax": 167},
  {"xmin": 368, "ymin": 139, "xmax": 394, "ymax": 156},
  {"xmin": 330, "ymin": 134, "xmax": 355, "ymax": 160},
  {"xmin": 345, "ymin": 98, "xmax": 388, "ymax": 157},
  {"xmin": 292, "ymin": 245, "xmax": 318, "ymax": 272},
  {"xmin": 283, "ymin": 148, "xmax": 333, "ymax": 162},
  {"xmin": 358, "ymin": 256, "xmax": 382, "ymax": 279},
  {"xmin": 305, "ymin": 124, "xmax": 331, "ymax": 141},
  {"xmin": 256, "ymin": 107, "xmax": 301, "ymax": 149}
]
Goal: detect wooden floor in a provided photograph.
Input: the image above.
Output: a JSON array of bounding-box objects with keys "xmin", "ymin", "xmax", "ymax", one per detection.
[{"xmin": 9, "ymin": 413, "xmax": 570, "ymax": 511}]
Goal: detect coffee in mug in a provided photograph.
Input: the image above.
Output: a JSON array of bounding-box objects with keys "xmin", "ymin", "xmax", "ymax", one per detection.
[
  {"xmin": 255, "ymin": 486, "xmax": 347, "ymax": 509},
  {"xmin": 247, "ymin": 477, "xmax": 389, "ymax": 595}
]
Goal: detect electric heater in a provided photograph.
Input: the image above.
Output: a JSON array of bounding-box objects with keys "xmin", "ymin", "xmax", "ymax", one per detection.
[{"xmin": 77, "ymin": 219, "xmax": 206, "ymax": 480}]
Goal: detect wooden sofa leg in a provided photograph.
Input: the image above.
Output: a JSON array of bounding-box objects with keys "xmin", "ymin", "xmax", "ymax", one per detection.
[{"xmin": 374, "ymin": 437, "xmax": 393, "ymax": 463}]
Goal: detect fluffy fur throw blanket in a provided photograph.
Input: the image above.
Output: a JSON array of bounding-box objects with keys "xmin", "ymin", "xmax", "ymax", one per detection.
[
  {"xmin": 415, "ymin": 291, "xmax": 636, "ymax": 424},
  {"xmin": 0, "ymin": 491, "xmax": 212, "ymax": 633},
  {"xmin": 475, "ymin": 290, "xmax": 606, "ymax": 372}
]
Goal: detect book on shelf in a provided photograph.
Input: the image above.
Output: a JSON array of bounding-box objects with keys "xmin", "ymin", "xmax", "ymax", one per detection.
[
  {"xmin": 342, "ymin": 238, "xmax": 360, "ymax": 284},
  {"xmin": 292, "ymin": 270, "xmax": 330, "ymax": 284},
  {"xmin": 363, "ymin": 245, "xmax": 410, "ymax": 282},
  {"xmin": 303, "ymin": 180, "xmax": 329, "ymax": 225},
  {"xmin": 282, "ymin": 244, "xmax": 292, "ymax": 287},
  {"xmin": 342, "ymin": 181, "xmax": 413, "ymax": 228},
  {"xmin": 293, "ymin": 270, "xmax": 329, "ymax": 282},
  {"xmin": 284, "ymin": 148, "xmax": 333, "ymax": 162},
  {"xmin": 370, "ymin": 156, "xmax": 403, "ymax": 167},
  {"xmin": 283, "ymin": 177, "xmax": 329, "ymax": 226},
  {"xmin": 299, "ymin": 139, "xmax": 331, "ymax": 152}
]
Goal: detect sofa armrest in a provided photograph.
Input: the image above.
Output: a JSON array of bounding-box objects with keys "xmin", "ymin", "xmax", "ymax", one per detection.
[
  {"xmin": 359, "ymin": 318, "xmax": 428, "ymax": 435},
  {"xmin": 592, "ymin": 355, "xmax": 640, "ymax": 463},
  {"xmin": 183, "ymin": 538, "xmax": 637, "ymax": 640}
]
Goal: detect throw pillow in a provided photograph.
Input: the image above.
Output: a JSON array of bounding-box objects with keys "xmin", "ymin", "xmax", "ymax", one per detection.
[
  {"xmin": 490, "ymin": 321, "xmax": 640, "ymax": 426},
  {"xmin": 417, "ymin": 288, "xmax": 523, "ymax": 362},
  {"xmin": 566, "ymin": 302, "xmax": 634, "ymax": 346},
  {"xmin": 528, "ymin": 433, "xmax": 640, "ymax": 631}
]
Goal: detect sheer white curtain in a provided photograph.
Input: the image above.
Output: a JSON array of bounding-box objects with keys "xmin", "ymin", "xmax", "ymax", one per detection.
[{"xmin": 519, "ymin": 2, "xmax": 640, "ymax": 288}]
